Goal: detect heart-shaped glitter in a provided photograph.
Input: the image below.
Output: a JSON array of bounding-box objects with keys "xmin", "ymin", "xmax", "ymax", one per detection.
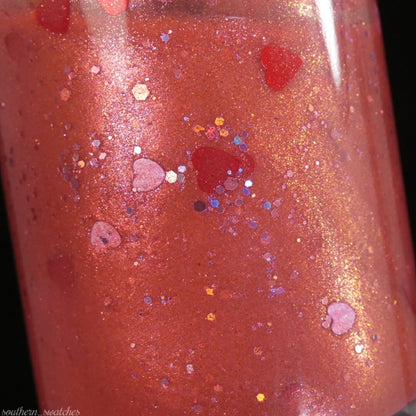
[
  {"xmin": 261, "ymin": 45, "xmax": 303, "ymax": 90},
  {"xmin": 35, "ymin": 0, "xmax": 70, "ymax": 34},
  {"xmin": 97, "ymin": 0, "xmax": 129, "ymax": 15},
  {"xmin": 132, "ymin": 158, "xmax": 165, "ymax": 192},
  {"xmin": 192, "ymin": 146, "xmax": 254, "ymax": 193},
  {"xmin": 91, "ymin": 221, "xmax": 121, "ymax": 253}
]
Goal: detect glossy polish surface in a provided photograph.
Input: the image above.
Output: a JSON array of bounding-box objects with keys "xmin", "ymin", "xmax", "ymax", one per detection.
[{"xmin": 0, "ymin": 1, "xmax": 416, "ymax": 415}]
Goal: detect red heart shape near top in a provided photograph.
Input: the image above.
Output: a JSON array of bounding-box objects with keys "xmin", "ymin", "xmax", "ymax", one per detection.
[
  {"xmin": 261, "ymin": 45, "xmax": 303, "ymax": 91},
  {"xmin": 35, "ymin": 0, "xmax": 70, "ymax": 34}
]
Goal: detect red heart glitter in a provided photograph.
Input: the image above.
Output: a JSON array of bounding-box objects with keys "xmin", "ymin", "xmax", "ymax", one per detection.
[
  {"xmin": 97, "ymin": 0, "xmax": 129, "ymax": 15},
  {"xmin": 261, "ymin": 45, "xmax": 303, "ymax": 90},
  {"xmin": 192, "ymin": 146, "xmax": 254, "ymax": 193},
  {"xmin": 35, "ymin": 0, "xmax": 70, "ymax": 34}
]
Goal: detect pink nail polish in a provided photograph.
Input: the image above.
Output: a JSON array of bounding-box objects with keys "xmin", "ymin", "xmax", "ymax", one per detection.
[{"xmin": 0, "ymin": 1, "xmax": 415, "ymax": 414}]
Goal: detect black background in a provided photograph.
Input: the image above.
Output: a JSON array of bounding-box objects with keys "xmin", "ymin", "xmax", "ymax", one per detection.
[{"xmin": 0, "ymin": 0, "xmax": 414, "ymax": 410}]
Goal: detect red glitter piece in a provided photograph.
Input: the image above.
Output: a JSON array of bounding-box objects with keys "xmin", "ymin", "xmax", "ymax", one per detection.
[
  {"xmin": 205, "ymin": 126, "xmax": 220, "ymax": 141},
  {"xmin": 35, "ymin": 0, "xmax": 70, "ymax": 35},
  {"xmin": 192, "ymin": 146, "xmax": 254, "ymax": 193},
  {"xmin": 97, "ymin": 0, "xmax": 129, "ymax": 15},
  {"xmin": 260, "ymin": 45, "xmax": 303, "ymax": 90}
]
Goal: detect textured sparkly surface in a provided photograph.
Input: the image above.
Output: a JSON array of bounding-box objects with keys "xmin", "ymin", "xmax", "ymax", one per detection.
[{"xmin": 0, "ymin": 1, "xmax": 416, "ymax": 415}]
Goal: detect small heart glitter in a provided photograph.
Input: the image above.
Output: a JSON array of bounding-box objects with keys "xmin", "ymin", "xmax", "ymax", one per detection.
[{"xmin": 261, "ymin": 45, "xmax": 303, "ymax": 90}]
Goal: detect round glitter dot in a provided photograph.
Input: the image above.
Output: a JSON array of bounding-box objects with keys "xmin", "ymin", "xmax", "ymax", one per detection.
[
  {"xmin": 215, "ymin": 185, "xmax": 225, "ymax": 195},
  {"xmin": 263, "ymin": 201, "xmax": 272, "ymax": 209},
  {"xmin": 234, "ymin": 136, "xmax": 241, "ymax": 145},
  {"xmin": 249, "ymin": 221, "xmax": 258, "ymax": 229},
  {"xmin": 194, "ymin": 200, "xmax": 206, "ymax": 212},
  {"xmin": 224, "ymin": 177, "xmax": 238, "ymax": 191},
  {"xmin": 355, "ymin": 344, "xmax": 364, "ymax": 354},
  {"xmin": 210, "ymin": 199, "xmax": 220, "ymax": 208},
  {"xmin": 256, "ymin": 393, "xmax": 265, "ymax": 402},
  {"xmin": 235, "ymin": 199, "xmax": 243, "ymax": 206},
  {"xmin": 90, "ymin": 65, "xmax": 101, "ymax": 74},
  {"xmin": 245, "ymin": 179, "xmax": 253, "ymax": 187},
  {"xmin": 144, "ymin": 296, "xmax": 152, "ymax": 305}
]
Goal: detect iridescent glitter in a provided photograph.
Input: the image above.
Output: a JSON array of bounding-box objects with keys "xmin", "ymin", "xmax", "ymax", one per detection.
[
  {"xmin": 1, "ymin": 2, "xmax": 415, "ymax": 415},
  {"xmin": 132, "ymin": 158, "xmax": 165, "ymax": 192},
  {"xmin": 90, "ymin": 221, "xmax": 121, "ymax": 253}
]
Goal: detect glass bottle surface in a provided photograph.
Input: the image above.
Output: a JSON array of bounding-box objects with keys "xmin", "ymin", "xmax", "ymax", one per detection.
[{"xmin": 0, "ymin": 1, "xmax": 415, "ymax": 415}]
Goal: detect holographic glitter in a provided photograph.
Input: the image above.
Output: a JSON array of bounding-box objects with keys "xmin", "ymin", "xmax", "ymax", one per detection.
[
  {"xmin": 132, "ymin": 83, "xmax": 150, "ymax": 101},
  {"xmin": 1, "ymin": 3, "xmax": 415, "ymax": 415},
  {"xmin": 132, "ymin": 158, "xmax": 165, "ymax": 192},
  {"xmin": 90, "ymin": 221, "xmax": 121, "ymax": 253}
]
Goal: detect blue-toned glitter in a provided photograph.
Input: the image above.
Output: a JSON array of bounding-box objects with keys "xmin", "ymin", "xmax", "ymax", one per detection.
[
  {"xmin": 249, "ymin": 221, "xmax": 258, "ymax": 229},
  {"xmin": 234, "ymin": 136, "xmax": 241, "ymax": 145},
  {"xmin": 210, "ymin": 199, "xmax": 220, "ymax": 208},
  {"xmin": 243, "ymin": 188, "xmax": 250, "ymax": 195},
  {"xmin": 239, "ymin": 143, "xmax": 248, "ymax": 151},
  {"xmin": 160, "ymin": 33, "xmax": 170, "ymax": 42},
  {"xmin": 144, "ymin": 296, "xmax": 153, "ymax": 304},
  {"xmin": 264, "ymin": 201, "xmax": 272, "ymax": 210}
]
